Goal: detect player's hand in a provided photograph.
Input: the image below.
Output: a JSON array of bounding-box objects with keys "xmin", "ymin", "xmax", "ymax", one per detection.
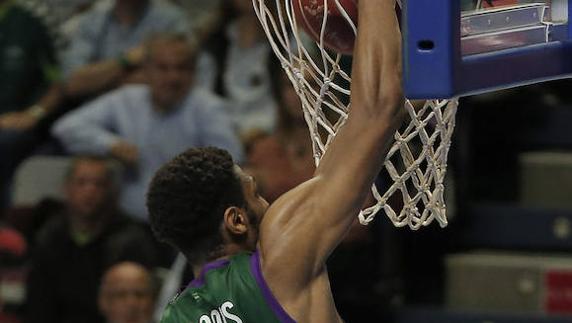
[{"xmin": 110, "ymin": 141, "xmax": 139, "ymax": 166}]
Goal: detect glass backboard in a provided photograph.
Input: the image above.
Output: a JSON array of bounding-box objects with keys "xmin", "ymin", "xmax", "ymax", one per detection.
[{"xmin": 403, "ymin": 0, "xmax": 572, "ymax": 99}]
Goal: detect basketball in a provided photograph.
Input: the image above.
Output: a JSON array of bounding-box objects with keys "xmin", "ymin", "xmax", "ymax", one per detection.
[{"xmin": 293, "ymin": 0, "xmax": 358, "ymax": 55}]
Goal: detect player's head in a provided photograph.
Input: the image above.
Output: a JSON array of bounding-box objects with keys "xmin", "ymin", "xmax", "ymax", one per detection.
[{"xmin": 147, "ymin": 147, "xmax": 268, "ymax": 264}]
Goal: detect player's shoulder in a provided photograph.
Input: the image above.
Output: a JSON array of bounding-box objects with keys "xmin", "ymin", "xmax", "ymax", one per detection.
[
  {"xmin": 177, "ymin": 253, "xmax": 252, "ymax": 296},
  {"xmin": 160, "ymin": 252, "xmax": 288, "ymax": 323},
  {"xmin": 160, "ymin": 253, "xmax": 253, "ymax": 322},
  {"xmin": 161, "ymin": 291, "xmax": 246, "ymax": 323}
]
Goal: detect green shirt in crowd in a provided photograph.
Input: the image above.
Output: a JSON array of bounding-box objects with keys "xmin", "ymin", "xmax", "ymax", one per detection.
[{"xmin": 0, "ymin": 1, "xmax": 57, "ymax": 113}]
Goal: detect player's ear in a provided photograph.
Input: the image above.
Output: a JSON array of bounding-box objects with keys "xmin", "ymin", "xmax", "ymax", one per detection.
[{"xmin": 223, "ymin": 206, "xmax": 249, "ymax": 235}]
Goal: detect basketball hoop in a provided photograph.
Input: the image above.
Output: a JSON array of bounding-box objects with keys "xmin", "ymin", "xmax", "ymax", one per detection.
[{"xmin": 253, "ymin": 0, "xmax": 459, "ymax": 230}]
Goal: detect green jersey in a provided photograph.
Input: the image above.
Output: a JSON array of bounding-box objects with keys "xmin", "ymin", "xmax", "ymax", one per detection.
[
  {"xmin": 160, "ymin": 251, "xmax": 296, "ymax": 323},
  {"xmin": 0, "ymin": 2, "xmax": 57, "ymax": 113}
]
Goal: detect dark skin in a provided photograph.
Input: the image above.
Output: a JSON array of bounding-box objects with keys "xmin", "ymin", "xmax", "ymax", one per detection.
[{"xmin": 199, "ymin": 1, "xmax": 404, "ymax": 322}]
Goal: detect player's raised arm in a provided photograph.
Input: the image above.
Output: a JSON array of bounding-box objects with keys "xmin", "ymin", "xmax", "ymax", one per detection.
[{"xmin": 259, "ymin": 0, "xmax": 404, "ymax": 298}]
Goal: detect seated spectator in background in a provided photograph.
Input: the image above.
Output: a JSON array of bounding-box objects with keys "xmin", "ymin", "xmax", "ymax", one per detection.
[
  {"xmin": 52, "ymin": 33, "xmax": 244, "ymax": 220},
  {"xmin": 98, "ymin": 262, "xmax": 156, "ymax": 323},
  {"xmin": 0, "ymin": 0, "xmax": 190, "ymax": 212},
  {"xmin": 245, "ymin": 68, "xmax": 314, "ymax": 203},
  {"xmin": 0, "ymin": 225, "xmax": 27, "ymax": 323},
  {"xmin": 166, "ymin": 0, "xmax": 221, "ymax": 36},
  {"xmin": 25, "ymin": 156, "xmax": 159, "ymax": 323},
  {"xmin": 0, "ymin": 226, "xmax": 27, "ymax": 262},
  {"xmin": 60, "ymin": 0, "xmax": 190, "ymax": 88},
  {"xmin": 18, "ymin": 0, "xmax": 95, "ymax": 49},
  {"xmin": 0, "ymin": 0, "xmax": 56, "ymax": 125},
  {"xmin": 0, "ymin": 0, "xmax": 190, "ymax": 133},
  {"xmin": 201, "ymin": 0, "xmax": 278, "ymax": 139},
  {"xmin": 0, "ymin": 0, "xmax": 57, "ymax": 210}
]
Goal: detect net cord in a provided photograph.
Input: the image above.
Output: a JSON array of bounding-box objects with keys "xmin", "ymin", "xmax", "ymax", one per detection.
[{"xmin": 253, "ymin": 0, "xmax": 459, "ymax": 230}]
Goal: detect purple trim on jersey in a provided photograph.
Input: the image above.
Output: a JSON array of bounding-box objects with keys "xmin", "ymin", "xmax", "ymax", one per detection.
[
  {"xmin": 187, "ymin": 258, "xmax": 230, "ymax": 289},
  {"xmin": 250, "ymin": 250, "xmax": 297, "ymax": 323}
]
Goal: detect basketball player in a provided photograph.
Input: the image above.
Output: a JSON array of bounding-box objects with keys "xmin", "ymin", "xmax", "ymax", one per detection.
[{"xmin": 147, "ymin": 1, "xmax": 404, "ymax": 322}]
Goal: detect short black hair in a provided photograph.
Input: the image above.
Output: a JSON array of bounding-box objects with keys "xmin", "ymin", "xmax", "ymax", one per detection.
[{"xmin": 146, "ymin": 147, "xmax": 245, "ymax": 263}]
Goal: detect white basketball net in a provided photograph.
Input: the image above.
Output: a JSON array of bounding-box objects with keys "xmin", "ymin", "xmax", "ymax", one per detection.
[{"xmin": 253, "ymin": 0, "xmax": 459, "ymax": 230}]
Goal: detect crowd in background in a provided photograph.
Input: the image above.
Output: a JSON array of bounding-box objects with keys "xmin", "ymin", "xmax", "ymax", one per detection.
[
  {"xmin": 3, "ymin": 1, "xmax": 571, "ymax": 323},
  {"xmin": 0, "ymin": 1, "xmax": 385, "ymax": 322}
]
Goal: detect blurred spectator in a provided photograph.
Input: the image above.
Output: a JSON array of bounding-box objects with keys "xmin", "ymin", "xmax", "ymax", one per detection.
[
  {"xmin": 0, "ymin": 0, "xmax": 56, "ymax": 121},
  {"xmin": 0, "ymin": 0, "xmax": 57, "ymax": 212},
  {"xmin": 245, "ymin": 68, "xmax": 314, "ymax": 202},
  {"xmin": 0, "ymin": 226, "xmax": 27, "ymax": 262},
  {"xmin": 0, "ymin": 225, "xmax": 27, "ymax": 323},
  {"xmin": 25, "ymin": 156, "xmax": 159, "ymax": 323},
  {"xmin": 17, "ymin": 0, "xmax": 95, "ymax": 49},
  {"xmin": 61, "ymin": 0, "xmax": 189, "ymax": 78},
  {"xmin": 98, "ymin": 262, "xmax": 156, "ymax": 323},
  {"xmin": 201, "ymin": 0, "xmax": 278, "ymax": 138},
  {"xmin": 0, "ymin": 0, "xmax": 190, "ymax": 133},
  {"xmin": 52, "ymin": 33, "xmax": 244, "ymax": 220},
  {"xmin": 0, "ymin": 0, "xmax": 190, "ymax": 212},
  {"xmin": 167, "ymin": 0, "xmax": 221, "ymax": 35}
]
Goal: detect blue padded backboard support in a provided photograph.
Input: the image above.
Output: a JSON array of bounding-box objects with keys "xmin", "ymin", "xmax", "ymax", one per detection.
[{"xmin": 403, "ymin": 1, "xmax": 572, "ymax": 99}]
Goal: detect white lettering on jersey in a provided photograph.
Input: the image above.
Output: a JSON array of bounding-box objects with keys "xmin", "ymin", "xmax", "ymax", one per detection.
[
  {"xmin": 199, "ymin": 301, "xmax": 243, "ymax": 323},
  {"xmin": 221, "ymin": 301, "xmax": 243, "ymax": 323},
  {"xmin": 211, "ymin": 309, "xmax": 224, "ymax": 323}
]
